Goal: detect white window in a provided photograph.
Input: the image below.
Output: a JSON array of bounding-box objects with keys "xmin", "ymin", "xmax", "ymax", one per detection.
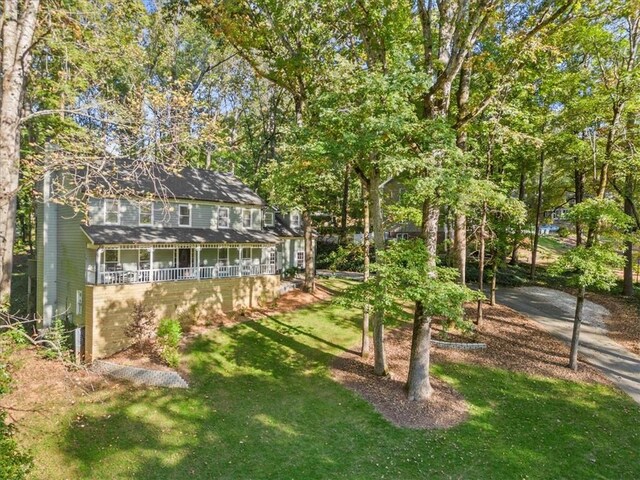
[
  {"xmin": 242, "ymin": 209, "xmax": 252, "ymax": 229},
  {"xmin": 139, "ymin": 202, "xmax": 153, "ymax": 225},
  {"xmin": 104, "ymin": 199, "xmax": 120, "ymax": 225},
  {"xmin": 396, "ymin": 233, "xmax": 409, "ymax": 240},
  {"xmin": 291, "ymin": 211, "xmax": 301, "ymax": 228},
  {"xmin": 269, "ymin": 250, "xmax": 276, "ymax": 265},
  {"xmin": 264, "ymin": 211, "xmax": 274, "ymax": 227},
  {"xmin": 75, "ymin": 290, "xmax": 83, "ymax": 315},
  {"xmin": 178, "ymin": 204, "xmax": 191, "ymax": 227},
  {"xmin": 218, "ymin": 207, "xmax": 230, "ymax": 228},
  {"xmin": 296, "ymin": 251, "xmax": 304, "ymax": 269},
  {"xmin": 104, "ymin": 249, "xmax": 120, "ymax": 271}
]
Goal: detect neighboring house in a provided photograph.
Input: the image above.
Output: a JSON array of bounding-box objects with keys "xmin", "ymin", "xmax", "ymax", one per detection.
[
  {"xmin": 351, "ymin": 178, "xmax": 436, "ymax": 244},
  {"xmin": 36, "ymin": 163, "xmax": 307, "ymax": 360}
]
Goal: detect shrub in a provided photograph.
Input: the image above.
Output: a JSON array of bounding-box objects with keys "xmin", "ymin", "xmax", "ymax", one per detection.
[
  {"xmin": 126, "ymin": 302, "xmax": 157, "ymax": 352},
  {"xmin": 0, "ymin": 346, "xmax": 33, "ymax": 479},
  {"xmin": 156, "ymin": 318, "xmax": 182, "ymax": 368},
  {"xmin": 316, "ymin": 242, "xmax": 339, "ymax": 269},
  {"xmin": 1, "ymin": 323, "xmax": 28, "ymax": 346},
  {"xmin": 283, "ymin": 266, "xmax": 299, "ymax": 279},
  {"xmin": 41, "ymin": 318, "xmax": 71, "ymax": 361},
  {"xmin": 557, "ymin": 226, "xmax": 570, "ymax": 238}
]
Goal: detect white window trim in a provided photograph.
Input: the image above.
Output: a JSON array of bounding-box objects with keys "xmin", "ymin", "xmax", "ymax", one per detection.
[
  {"xmin": 264, "ymin": 211, "xmax": 274, "ymax": 227},
  {"xmin": 103, "ymin": 199, "xmax": 120, "ymax": 225},
  {"xmin": 138, "ymin": 201, "xmax": 154, "ymax": 226},
  {"xmin": 296, "ymin": 250, "xmax": 305, "ymax": 268},
  {"xmin": 242, "ymin": 208, "xmax": 252, "ymax": 229},
  {"xmin": 178, "ymin": 204, "xmax": 192, "ymax": 227},
  {"xmin": 291, "ymin": 211, "xmax": 301, "ymax": 228},
  {"xmin": 218, "ymin": 207, "xmax": 230, "ymax": 229}
]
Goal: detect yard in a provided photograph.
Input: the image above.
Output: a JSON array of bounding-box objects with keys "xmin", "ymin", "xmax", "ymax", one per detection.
[{"xmin": 14, "ymin": 280, "xmax": 640, "ymax": 479}]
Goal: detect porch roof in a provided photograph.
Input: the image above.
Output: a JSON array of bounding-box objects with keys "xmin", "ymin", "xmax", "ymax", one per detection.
[{"xmin": 82, "ymin": 225, "xmax": 280, "ymax": 246}]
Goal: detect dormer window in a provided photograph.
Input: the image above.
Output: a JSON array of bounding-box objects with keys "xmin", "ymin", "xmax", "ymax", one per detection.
[
  {"xmin": 104, "ymin": 199, "xmax": 120, "ymax": 225},
  {"xmin": 291, "ymin": 211, "xmax": 301, "ymax": 228},
  {"xmin": 178, "ymin": 204, "xmax": 191, "ymax": 227},
  {"xmin": 264, "ymin": 211, "xmax": 274, "ymax": 227}
]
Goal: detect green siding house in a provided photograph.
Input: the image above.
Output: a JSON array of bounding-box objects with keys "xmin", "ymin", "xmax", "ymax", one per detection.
[{"xmin": 36, "ymin": 163, "xmax": 307, "ymax": 359}]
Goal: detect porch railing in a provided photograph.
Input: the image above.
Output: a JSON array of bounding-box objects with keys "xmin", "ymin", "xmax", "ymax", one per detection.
[{"xmin": 93, "ymin": 264, "xmax": 277, "ymax": 285}]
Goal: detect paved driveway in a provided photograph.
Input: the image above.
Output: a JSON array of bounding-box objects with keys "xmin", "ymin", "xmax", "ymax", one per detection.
[{"xmin": 497, "ymin": 287, "xmax": 640, "ymax": 405}]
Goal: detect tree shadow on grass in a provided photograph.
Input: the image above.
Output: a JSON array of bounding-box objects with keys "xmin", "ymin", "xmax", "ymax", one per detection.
[{"xmin": 55, "ymin": 311, "xmax": 640, "ymax": 480}]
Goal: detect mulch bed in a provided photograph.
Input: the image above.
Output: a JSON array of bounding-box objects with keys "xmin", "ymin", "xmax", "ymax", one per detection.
[
  {"xmin": 331, "ymin": 302, "xmax": 610, "ymax": 431},
  {"xmin": 1, "ymin": 347, "xmax": 114, "ymax": 424},
  {"xmin": 432, "ymin": 304, "xmax": 609, "ymax": 385},
  {"xmin": 332, "ymin": 333, "xmax": 469, "ymax": 430},
  {"xmin": 587, "ymin": 292, "xmax": 640, "ymax": 356}
]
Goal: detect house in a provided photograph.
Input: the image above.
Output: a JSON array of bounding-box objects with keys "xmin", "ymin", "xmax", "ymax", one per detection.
[{"xmin": 35, "ymin": 162, "xmax": 307, "ymax": 360}]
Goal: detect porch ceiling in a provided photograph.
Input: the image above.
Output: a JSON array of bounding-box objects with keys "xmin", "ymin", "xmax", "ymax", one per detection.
[{"xmin": 82, "ymin": 225, "xmax": 280, "ymax": 246}]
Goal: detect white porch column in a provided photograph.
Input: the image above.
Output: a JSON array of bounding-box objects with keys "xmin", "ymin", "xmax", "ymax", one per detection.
[
  {"xmin": 149, "ymin": 247, "xmax": 154, "ymax": 282},
  {"xmin": 238, "ymin": 247, "xmax": 243, "ymax": 276},
  {"xmin": 95, "ymin": 248, "xmax": 103, "ymax": 284},
  {"xmin": 196, "ymin": 246, "xmax": 201, "ymax": 280}
]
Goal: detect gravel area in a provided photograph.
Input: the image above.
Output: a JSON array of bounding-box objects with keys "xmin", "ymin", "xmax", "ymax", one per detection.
[
  {"xmin": 91, "ymin": 360, "xmax": 188, "ymax": 388},
  {"xmin": 519, "ymin": 286, "xmax": 610, "ymax": 330}
]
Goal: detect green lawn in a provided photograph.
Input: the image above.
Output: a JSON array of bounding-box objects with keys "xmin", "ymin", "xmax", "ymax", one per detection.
[
  {"xmin": 21, "ymin": 280, "xmax": 640, "ymax": 479},
  {"xmin": 536, "ymin": 235, "xmax": 570, "ymax": 262}
]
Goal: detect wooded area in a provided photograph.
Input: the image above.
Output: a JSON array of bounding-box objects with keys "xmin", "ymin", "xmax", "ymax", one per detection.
[{"xmin": 1, "ymin": 0, "xmax": 640, "ymax": 404}]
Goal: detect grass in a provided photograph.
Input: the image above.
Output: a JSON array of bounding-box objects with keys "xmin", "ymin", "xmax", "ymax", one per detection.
[
  {"xmin": 536, "ymin": 235, "xmax": 570, "ymax": 259},
  {"xmin": 19, "ymin": 280, "xmax": 640, "ymax": 479}
]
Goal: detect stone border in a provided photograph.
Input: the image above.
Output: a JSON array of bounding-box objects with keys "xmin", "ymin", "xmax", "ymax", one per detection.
[
  {"xmin": 432, "ymin": 340, "xmax": 487, "ymax": 351},
  {"xmin": 91, "ymin": 360, "xmax": 189, "ymax": 388}
]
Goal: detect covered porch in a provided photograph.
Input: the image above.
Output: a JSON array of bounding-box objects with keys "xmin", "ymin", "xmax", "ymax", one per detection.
[{"xmin": 86, "ymin": 243, "xmax": 278, "ymax": 285}]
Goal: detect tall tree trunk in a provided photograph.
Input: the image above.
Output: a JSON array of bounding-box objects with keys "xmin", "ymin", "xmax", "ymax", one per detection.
[
  {"xmin": 476, "ymin": 202, "xmax": 487, "ymax": 325},
  {"xmin": 0, "ymin": 0, "xmax": 41, "ymax": 302},
  {"xmin": 574, "ymin": 168, "xmax": 584, "ymax": 246},
  {"xmin": 406, "ymin": 199, "xmax": 439, "ymax": 401},
  {"xmin": 361, "ymin": 178, "xmax": 370, "ymax": 358},
  {"xmin": 453, "ymin": 54, "xmax": 471, "ymax": 284},
  {"xmin": 510, "ymin": 169, "xmax": 526, "ymax": 264},
  {"xmin": 490, "ymin": 247, "xmax": 499, "ymax": 306},
  {"xmin": 369, "ymin": 168, "xmax": 388, "ymax": 375},
  {"xmin": 301, "ymin": 210, "xmax": 315, "ymax": 293},
  {"xmin": 623, "ymin": 185, "xmax": 635, "ymax": 297},
  {"xmin": 530, "ymin": 150, "xmax": 545, "ymax": 280},
  {"xmin": 586, "ymin": 105, "xmax": 621, "ymax": 244},
  {"xmin": 340, "ymin": 164, "xmax": 350, "ymax": 243},
  {"xmin": 454, "ymin": 213, "xmax": 466, "ymax": 283},
  {"xmin": 569, "ymin": 285, "xmax": 586, "ymax": 371}
]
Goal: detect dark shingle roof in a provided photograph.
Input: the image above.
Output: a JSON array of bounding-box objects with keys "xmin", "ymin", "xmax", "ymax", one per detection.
[
  {"xmin": 82, "ymin": 225, "xmax": 279, "ymax": 245},
  {"xmin": 265, "ymin": 214, "xmax": 303, "ymax": 238},
  {"xmin": 88, "ymin": 161, "xmax": 264, "ymax": 205}
]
